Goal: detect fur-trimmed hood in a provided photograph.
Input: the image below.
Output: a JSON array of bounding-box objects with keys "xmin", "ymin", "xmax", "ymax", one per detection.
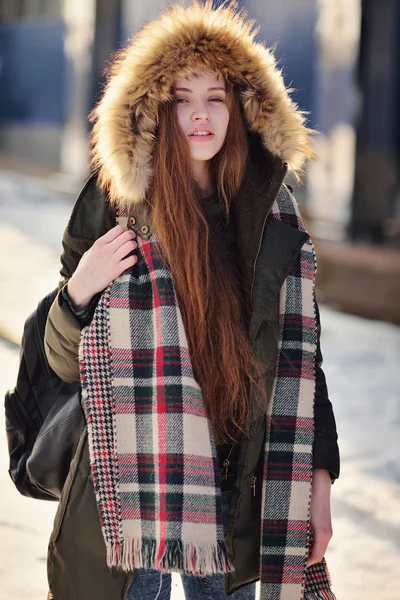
[{"xmin": 90, "ymin": 0, "xmax": 315, "ymax": 206}]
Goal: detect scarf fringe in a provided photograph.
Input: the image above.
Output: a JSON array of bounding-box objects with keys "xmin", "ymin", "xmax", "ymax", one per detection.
[
  {"xmin": 106, "ymin": 539, "xmax": 235, "ymax": 575},
  {"xmin": 304, "ymin": 590, "xmax": 337, "ymax": 600}
]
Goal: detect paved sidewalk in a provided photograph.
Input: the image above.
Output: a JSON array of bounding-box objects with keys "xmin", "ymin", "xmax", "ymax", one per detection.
[{"xmin": 1, "ymin": 170, "xmax": 400, "ymax": 599}]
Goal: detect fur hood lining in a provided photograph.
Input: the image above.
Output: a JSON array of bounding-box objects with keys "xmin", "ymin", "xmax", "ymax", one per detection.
[{"xmin": 90, "ymin": 0, "xmax": 315, "ymax": 205}]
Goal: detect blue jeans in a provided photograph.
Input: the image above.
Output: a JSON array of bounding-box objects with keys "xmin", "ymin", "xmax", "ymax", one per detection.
[{"xmin": 126, "ymin": 490, "xmax": 256, "ymax": 600}]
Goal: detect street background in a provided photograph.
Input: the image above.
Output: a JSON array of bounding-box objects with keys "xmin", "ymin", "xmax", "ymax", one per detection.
[{"xmin": 1, "ymin": 1, "xmax": 400, "ymax": 599}]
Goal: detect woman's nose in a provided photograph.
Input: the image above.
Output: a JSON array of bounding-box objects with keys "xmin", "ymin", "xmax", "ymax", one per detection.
[{"xmin": 191, "ymin": 102, "xmax": 210, "ymax": 121}]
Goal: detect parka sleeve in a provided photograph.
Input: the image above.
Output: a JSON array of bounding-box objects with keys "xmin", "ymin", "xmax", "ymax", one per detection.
[
  {"xmin": 44, "ymin": 227, "xmax": 92, "ymax": 384},
  {"xmin": 313, "ymin": 299, "xmax": 340, "ymax": 481}
]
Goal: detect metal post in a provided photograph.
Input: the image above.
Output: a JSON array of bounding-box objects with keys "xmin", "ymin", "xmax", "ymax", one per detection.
[
  {"xmin": 350, "ymin": 0, "xmax": 400, "ymax": 244},
  {"xmin": 59, "ymin": 0, "xmax": 96, "ymax": 178},
  {"xmin": 91, "ymin": 0, "xmax": 122, "ymax": 109}
]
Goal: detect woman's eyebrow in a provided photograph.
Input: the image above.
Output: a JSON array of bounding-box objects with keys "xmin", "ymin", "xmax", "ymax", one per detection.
[{"xmin": 174, "ymin": 86, "xmax": 226, "ymax": 92}]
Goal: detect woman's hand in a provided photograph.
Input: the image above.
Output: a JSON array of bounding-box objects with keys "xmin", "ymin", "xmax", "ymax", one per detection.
[
  {"xmin": 67, "ymin": 225, "xmax": 137, "ymax": 310},
  {"xmin": 307, "ymin": 468, "xmax": 333, "ymax": 567}
]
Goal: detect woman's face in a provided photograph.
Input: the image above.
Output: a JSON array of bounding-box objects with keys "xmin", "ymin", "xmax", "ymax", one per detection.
[{"xmin": 174, "ymin": 71, "xmax": 230, "ymax": 165}]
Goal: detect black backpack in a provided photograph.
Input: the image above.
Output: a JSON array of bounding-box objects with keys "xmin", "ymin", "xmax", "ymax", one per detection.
[{"xmin": 4, "ymin": 289, "xmax": 85, "ymax": 501}]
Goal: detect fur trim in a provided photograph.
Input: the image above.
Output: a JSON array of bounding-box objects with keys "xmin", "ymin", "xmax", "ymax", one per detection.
[{"xmin": 90, "ymin": 0, "xmax": 316, "ymax": 206}]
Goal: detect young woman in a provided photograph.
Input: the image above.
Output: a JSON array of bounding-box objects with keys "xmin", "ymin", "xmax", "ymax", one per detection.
[{"xmin": 44, "ymin": 2, "xmax": 339, "ymax": 600}]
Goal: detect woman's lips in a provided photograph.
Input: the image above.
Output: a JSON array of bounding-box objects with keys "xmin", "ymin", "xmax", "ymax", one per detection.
[{"xmin": 188, "ymin": 134, "xmax": 215, "ymax": 142}]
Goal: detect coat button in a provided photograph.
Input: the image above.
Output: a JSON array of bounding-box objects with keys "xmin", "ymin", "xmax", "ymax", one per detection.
[
  {"xmin": 141, "ymin": 225, "xmax": 149, "ymax": 235},
  {"xmin": 129, "ymin": 216, "xmax": 136, "ymax": 226}
]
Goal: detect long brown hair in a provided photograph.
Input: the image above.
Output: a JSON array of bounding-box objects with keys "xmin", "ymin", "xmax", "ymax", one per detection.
[{"xmin": 148, "ymin": 77, "xmax": 267, "ymax": 443}]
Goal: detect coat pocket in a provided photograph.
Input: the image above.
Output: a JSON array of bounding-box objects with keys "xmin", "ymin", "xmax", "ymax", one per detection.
[
  {"xmin": 47, "ymin": 427, "xmax": 88, "ymax": 594},
  {"xmin": 47, "ymin": 429, "xmax": 128, "ymax": 600},
  {"xmin": 50, "ymin": 426, "xmax": 88, "ymax": 544}
]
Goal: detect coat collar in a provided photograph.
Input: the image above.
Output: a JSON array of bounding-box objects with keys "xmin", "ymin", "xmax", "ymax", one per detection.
[
  {"xmin": 231, "ymin": 134, "xmax": 310, "ymax": 339},
  {"xmin": 232, "ymin": 133, "xmax": 288, "ymax": 302}
]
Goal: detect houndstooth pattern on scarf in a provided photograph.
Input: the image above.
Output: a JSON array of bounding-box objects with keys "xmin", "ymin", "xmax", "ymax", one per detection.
[{"xmin": 79, "ymin": 287, "xmax": 122, "ymax": 560}]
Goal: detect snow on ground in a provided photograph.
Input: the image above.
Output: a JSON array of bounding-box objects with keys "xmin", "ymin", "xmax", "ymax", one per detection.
[
  {"xmin": 321, "ymin": 307, "xmax": 400, "ymax": 485},
  {"xmin": 319, "ymin": 307, "xmax": 400, "ymax": 599}
]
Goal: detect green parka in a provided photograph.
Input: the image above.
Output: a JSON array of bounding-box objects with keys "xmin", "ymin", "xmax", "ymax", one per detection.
[
  {"xmin": 44, "ymin": 4, "xmax": 339, "ymax": 597},
  {"xmin": 44, "ymin": 146, "xmax": 339, "ymax": 600}
]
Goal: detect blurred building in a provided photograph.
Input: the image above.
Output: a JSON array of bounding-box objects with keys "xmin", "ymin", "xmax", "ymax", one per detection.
[
  {"xmin": 0, "ymin": 0, "xmax": 174, "ymax": 176},
  {"xmin": 0, "ymin": 1, "xmax": 68, "ymax": 170},
  {"xmin": 0, "ymin": 0, "xmax": 399, "ymax": 319},
  {"xmin": 307, "ymin": 0, "xmax": 400, "ymax": 325},
  {"xmin": 0, "ymin": 0, "xmax": 324, "ymax": 178}
]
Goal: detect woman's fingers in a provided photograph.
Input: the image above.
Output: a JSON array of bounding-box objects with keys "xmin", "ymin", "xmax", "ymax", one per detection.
[
  {"xmin": 119, "ymin": 254, "xmax": 138, "ymax": 273},
  {"xmin": 307, "ymin": 469, "xmax": 332, "ymax": 568},
  {"xmin": 101, "ymin": 224, "xmax": 130, "ymax": 243},
  {"xmin": 68, "ymin": 224, "xmax": 139, "ymax": 303},
  {"xmin": 114, "ymin": 239, "xmax": 137, "ymax": 262},
  {"xmin": 306, "ymin": 526, "xmax": 332, "ymax": 567},
  {"xmin": 109, "ymin": 228, "xmax": 136, "ymax": 251}
]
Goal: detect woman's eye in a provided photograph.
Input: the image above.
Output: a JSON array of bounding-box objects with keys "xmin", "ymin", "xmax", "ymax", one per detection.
[{"xmin": 175, "ymin": 97, "xmax": 224, "ymax": 104}]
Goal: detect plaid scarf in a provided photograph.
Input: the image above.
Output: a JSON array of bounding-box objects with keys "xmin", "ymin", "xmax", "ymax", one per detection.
[{"xmin": 79, "ymin": 187, "xmax": 336, "ymax": 599}]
